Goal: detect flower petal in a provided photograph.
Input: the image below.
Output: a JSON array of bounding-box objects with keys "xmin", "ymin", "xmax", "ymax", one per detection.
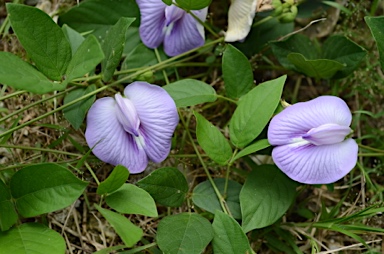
[
  {"xmin": 271, "ymin": 138, "xmax": 358, "ymax": 184},
  {"xmin": 114, "ymin": 93, "xmax": 140, "ymax": 137},
  {"xmin": 225, "ymin": 0, "xmax": 258, "ymax": 42},
  {"xmin": 303, "ymin": 123, "xmax": 352, "ymax": 146},
  {"xmin": 268, "ymin": 96, "xmax": 353, "ymax": 146},
  {"xmin": 137, "ymin": 0, "xmax": 167, "ymax": 49},
  {"xmin": 163, "ymin": 8, "xmax": 207, "ymax": 56},
  {"xmin": 85, "ymin": 97, "xmax": 148, "ymax": 173},
  {"xmin": 124, "ymin": 82, "xmax": 179, "ymax": 163},
  {"xmin": 165, "ymin": 5, "xmax": 185, "ymax": 25}
]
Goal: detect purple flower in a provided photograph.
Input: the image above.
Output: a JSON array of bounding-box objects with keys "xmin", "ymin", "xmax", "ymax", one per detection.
[
  {"xmin": 85, "ymin": 82, "xmax": 179, "ymax": 173},
  {"xmin": 136, "ymin": 0, "xmax": 208, "ymax": 56},
  {"xmin": 267, "ymin": 96, "xmax": 358, "ymax": 184}
]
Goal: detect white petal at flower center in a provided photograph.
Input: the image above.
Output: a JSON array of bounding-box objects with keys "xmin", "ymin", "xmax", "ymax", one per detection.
[
  {"xmin": 114, "ymin": 93, "xmax": 141, "ymax": 137},
  {"xmin": 302, "ymin": 123, "xmax": 352, "ymax": 146}
]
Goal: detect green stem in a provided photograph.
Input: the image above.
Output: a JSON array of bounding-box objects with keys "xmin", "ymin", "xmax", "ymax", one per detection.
[
  {"xmin": 0, "ymin": 15, "xmax": 9, "ymax": 36},
  {"xmin": 179, "ymin": 110, "xmax": 229, "ymax": 215},
  {"xmin": 253, "ymin": 16, "xmax": 273, "ymax": 27},
  {"xmin": 358, "ymin": 144, "xmax": 384, "ymax": 153},
  {"xmin": 154, "ymin": 48, "xmax": 170, "ymax": 84},
  {"xmin": 85, "ymin": 161, "xmax": 100, "ymax": 185},
  {"xmin": 121, "ymin": 242, "xmax": 157, "ymax": 254},
  {"xmin": 0, "ymin": 85, "xmax": 109, "ymax": 139},
  {"xmin": 0, "ymin": 90, "xmax": 26, "ymax": 101},
  {"xmin": 0, "ymin": 87, "xmax": 75, "ymax": 123},
  {"xmin": 216, "ymin": 95, "xmax": 238, "ymax": 104},
  {"xmin": 0, "ymin": 144, "xmax": 82, "ymax": 157},
  {"xmin": 0, "ymin": 159, "xmax": 79, "ymax": 171},
  {"xmin": 358, "ymin": 153, "xmax": 384, "ymax": 157},
  {"xmin": 224, "ymin": 148, "xmax": 238, "ymax": 197},
  {"xmin": 173, "ymin": 62, "xmax": 221, "ymax": 67},
  {"xmin": 71, "ymin": 74, "xmax": 102, "ymax": 83},
  {"xmin": 169, "ymin": 154, "xmax": 208, "ymax": 158}
]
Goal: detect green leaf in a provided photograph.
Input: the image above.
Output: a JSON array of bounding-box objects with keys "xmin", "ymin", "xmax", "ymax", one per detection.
[
  {"xmin": 194, "ymin": 112, "xmax": 232, "ymax": 165},
  {"xmin": 63, "ymin": 84, "xmax": 96, "ymax": 130},
  {"xmin": 365, "ymin": 16, "xmax": 384, "ymax": 70},
  {"xmin": 0, "ymin": 223, "xmax": 65, "ymax": 254},
  {"xmin": 95, "ymin": 205, "xmax": 143, "ymax": 247},
  {"xmin": 163, "ymin": 79, "xmax": 217, "ymax": 107},
  {"xmin": 97, "ymin": 165, "xmax": 129, "ymax": 195},
  {"xmin": 58, "ymin": 0, "xmax": 140, "ymax": 41},
  {"xmin": 0, "ymin": 179, "xmax": 18, "ymax": 231},
  {"xmin": 270, "ymin": 34, "xmax": 317, "ymax": 70},
  {"xmin": 123, "ymin": 27, "xmax": 141, "ymax": 55},
  {"xmin": 175, "ymin": 0, "xmax": 212, "ymax": 10},
  {"xmin": 157, "ymin": 213, "xmax": 213, "ymax": 254},
  {"xmin": 229, "ymin": 75, "xmax": 286, "ymax": 148},
  {"xmin": 62, "ymin": 24, "xmax": 85, "ymax": 56},
  {"xmin": 240, "ymin": 165, "xmax": 297, "ymax": 232},
  {"xmin": 102, "ymin": 17, "xmax": 135, "ymax": 82},
  {"xmin": 105, "ymin": 184, "xmax": 158, "ymax": 217},
  {"xmin": 322, "ymin": 35, "xmax": 366, "ymax": 79},
  {"xmin": 287, "ymin": 53, "xmax": 345, "ymax": 79},
  {"xmin": 0, "ymin": 52, "xmax": 66, "ymax": 94},
  {"xmin": 222, "ymin": 44, "xmax": 254, "ymax": 99},
  {"xmin": 137, "ymin": 167, "xmax": 188, "ymax": 207},
  {"xmin": 7, "ymin": 3, "xmax": 71, "ymax": 80},
  {"xmin": 212, "ymin": 211, "xmax": 252, "ymax": 254},
  {"xmin": 192, "ymin": 178, "xmax": 242, "ymax": 219},
  {"xmin": 10, "ymin": 163, "xmax": 88, "ymax": 218},
  {"xmin": 232, "ymin": 139, "xmax": 271, "ymax": 161},
  {"xmin": 65, "ymin": 35, "xmax": 105, "ymax": 81},
  {"xmin": 162, "ymin": 0, "xmax": 173, "ymax": 5}
]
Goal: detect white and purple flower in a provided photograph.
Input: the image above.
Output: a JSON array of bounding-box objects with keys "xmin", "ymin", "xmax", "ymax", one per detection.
[
  {"xmin": 268, "ymin": 96, "xmax": 358, "ymax": 184},
  {"xmin": 85, "ymin": 82, "xmax": 179, "ymax": 173},
  {"xmin": 136, "ymin": 0, "xmax": 208, "ymax": 56}
]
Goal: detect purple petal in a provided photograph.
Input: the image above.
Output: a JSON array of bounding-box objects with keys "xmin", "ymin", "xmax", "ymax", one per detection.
[
  {"xmin": 268, "ymin": 96, "xmax": 352, "ymax": 146},
  {"xmin": 85, "ymin": 97, "xmax": 148, "ymax": 173},
  {"xmin": 302, "ymin": 123, "xmax": 352, "ymax": 146},
  {"xmin": 163, "ymin": 8, "xmax": 207, "ymax": 56},
  {"xmin": 124, "ymin": 82, "xmax": 179, "ymax": 163},
  {"xmin": 272, "ymin": 139, "xmax": 358, "ymax": 184},
  {"xmin": 114, "ymin": 93, "xmax": 140, "ymax": 137},
  {"xmin": 137, "ymin": 0, "xmax": 167, "ymax": 49},
  {"xmin": 165, "ymin": 5, "xmax": 185, "ymax": 25}
]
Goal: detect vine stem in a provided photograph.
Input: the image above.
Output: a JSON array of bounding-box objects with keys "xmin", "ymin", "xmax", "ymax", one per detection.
[
  {"xmin": 224, "ymin": 148, "xmax": 238, "ymax": 197},
  {"xmin": 179, "ymin": 110, "xmax": 230, "ymax": 215},
  {"xmin": 0, "ymin": 144, "xmax": 82, "ymax": 157},
  {"xmin": 0, "ymin": 37, "xmax": 224, "ymax": 139},
  {"xmin": 84, "ymin": 161, "xmax": 100, "ymax": 185},
  {"xmin": 0, "ymin": 90, "xmax": 26, "ymax": 101},
  {"xmin": 216, "ymin": 95, "xmax": 238, "ymax": 104},
  {"xmin": 154, "ymin": 48, "xmax": 170, "ymax": 84},
  {"xmin": 0, "ymin": 87, "xmax": 75, "ymax": 123}
]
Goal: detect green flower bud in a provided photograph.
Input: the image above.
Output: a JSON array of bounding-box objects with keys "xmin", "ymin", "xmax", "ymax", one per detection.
[
  {"xmin": 135, "ymin": 71, "xmax": 155, "ymax": 83},
  {"xmin": 285, "ymin": 0, "xmax": 295, "ymax": 5},
  {"xmin": 272, "ymin": 0, "xmax": 282, "ymax": 8},
  {"xmin": 273, "ymin": 5, "xmax": 284, "ymax": 16},
  {"xmin": 278, "ymin": 12, "xmax": 296, "ymax": 23}
]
